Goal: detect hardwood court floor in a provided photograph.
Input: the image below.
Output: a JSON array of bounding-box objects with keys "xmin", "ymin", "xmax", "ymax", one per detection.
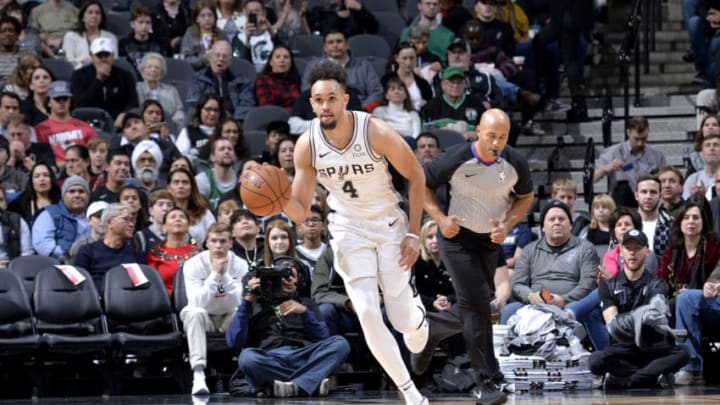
[{"xmin": 2, "ymin": 387, "xmax": 720, "ymax": 405}]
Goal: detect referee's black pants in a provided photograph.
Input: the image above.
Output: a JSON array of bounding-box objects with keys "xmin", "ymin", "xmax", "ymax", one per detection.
[
  {"xmin": 589, "ymin": 343, "xmax": 689, "ymax": 387},
  {"xmin": 438, "ymin": 227, "xmax": 499, "ymax": 382}
]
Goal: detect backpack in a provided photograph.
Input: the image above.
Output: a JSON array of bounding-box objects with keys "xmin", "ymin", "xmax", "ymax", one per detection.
[{"xmin": 432, "ymin": 354, "xmax": 477, "ymax": 393}]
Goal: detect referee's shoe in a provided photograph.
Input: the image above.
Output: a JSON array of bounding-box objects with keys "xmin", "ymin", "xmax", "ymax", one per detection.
[{"xmin": 473, "ymin": 381, "xmax": 507, "ymax": 405}]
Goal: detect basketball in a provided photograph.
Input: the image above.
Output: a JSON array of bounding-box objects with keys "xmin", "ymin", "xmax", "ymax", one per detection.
[{"xmin": 241, "ymin": 165, "xmax": 291, "ymax": 217}]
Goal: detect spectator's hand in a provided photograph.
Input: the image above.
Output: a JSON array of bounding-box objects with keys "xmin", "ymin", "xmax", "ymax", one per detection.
[
  {"xmin": 399, "ymin": 234, "xmax": 420, "ymax": 270},
  {"xmin": 550, "ymin": 294, "xmax": 566, "ymax": 308},
  {"xmin": 464, "ymin": 130, "xmax": 478, "ymax": 141},
  {"xmin": 491, "ymin": 296, "xmax": 507, "ymax": 312},
  {"xmin": 528, "ymin": 291, "xmax": 544, "ymax": 305},
  {"xmin": 96, "ymin": 62, "xmax": 111, "ymax": 81},
  {"xmin": 597, "ymin": 264, "xmax": 613, "ymax": 284},
  {"xmin": 300, "ymin": 0, "xmax": 308, "ymax": 14},
  {"xmin": 437, "ymin": 214, "xmax": 464, "ymax": 238},
  {"xmin": 0, "ymin": 260, "xmax": 8, "ymax": 268},
  {"xmin": 211, "ymin": 256, "xmax": 229, "ymax": 275},
  {"xmin": 344, "ymin": 299, "xmax": 355, "ymax": 313},
  {"xmin": 345, "ymin": 0, "xmax": 361, "ymax": 10},
  {"xmin": 244, "ymin": 276, "xmax": 261, "ymax": 301},
  {"xmin": 489, "ymin": 220, "xmax": 507, "ymax": 244},
  {"xmin": 703, "ymin": 282, "xmax": 720, "ymax": 298},
  {"xmin": 690, "ymin": 183, "xmax": 706, "ymax": 197},
  {"xmin": 433, "ymin": 294, "xmax": 451, "ymax": 311},
  {"xmin": 114, "ymin": 113, "xmax": 126, "ymax": 131},
  {"xmin": 604, "ymin": 159, "xmax": 625, "ymax": 174},
  {"xmin": 278, "ymin": 299, "xmax": 306, "ymax": 315},
  {"xmin": 171, "ymin": 37, "xmax": 181, "ymax": 49},
  {"xmin": 429, "ymin": 61, "xmax": 442, "ymax": 72}
]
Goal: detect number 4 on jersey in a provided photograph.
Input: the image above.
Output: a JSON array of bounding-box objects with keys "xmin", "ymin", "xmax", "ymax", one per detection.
[{"xmin": 342, "ymin": 180, "xmax": 359, "ymax": 198}]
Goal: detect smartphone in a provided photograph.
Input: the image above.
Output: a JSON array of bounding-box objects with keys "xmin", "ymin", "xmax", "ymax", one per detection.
[
  {"xmin": 540, "ymin": 287, "xmax": 552, "ymax": 304},
  {"xmin": 248, "ymin": 12, "xmax": 257, "ymax": 25}
]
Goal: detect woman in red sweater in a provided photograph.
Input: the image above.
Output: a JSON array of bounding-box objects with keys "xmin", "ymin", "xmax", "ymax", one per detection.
[{"xmin": 146, "ymin": 206, "xmax": 201, "ymax": 295}]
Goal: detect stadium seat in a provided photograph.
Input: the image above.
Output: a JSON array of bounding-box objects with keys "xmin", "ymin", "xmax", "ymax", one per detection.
[
  {"xmin": 294, "ymin": 56, "xmax": 311, "ymax": 77},
  {"xmin": 362, "ymin": 0, "xmax": 399, "ymax": 14},
  {"xmin": 8, "ymin": 255, "xmax": 59, "ymax": 298},
  {"xmin": 349, "ymin": 34, "xmax": 392, "ymax": 59},
  {"xmin": 42, "ymin": 58, "xmax": 73, "ymax": 82},
  {"xmin": 244, "ymin": 129, "xmax": 269, "ymax": 157},
  {"xmin": 0, "ymin": 271, "xmax": 41, "ymax": 357},
  {"xmin": 428, "ymin": 128, "xmax": 467, "ymax": 150},
  {"xmin": 288, "ymin": 34, "xmax": 324, "ymax": 58},
  {"xmin": 374, "ymin": 11, "xmax": 405, "ymax": 49},
  {"xmin": 113, "ymin": 58, "xmax": 139, "ymax": 81},
  {"xmin": 72, "ymin": 107, "xmax": 116, "ymax": 134},
  {"xmin": 242, "ymin": 105, "xmax": 290, "ymax": 133},
  {"xmin": 405, "ymin": 1, "xmax": 418, "ymax": 21},
  {"xmin": 359, "ymin": 56, "xmax": 388, "ymax": 81},
  {"xmin": 230, "ymin": 58, "xmax": 257, "ymax": 83},
  {"xmin": 105, "ymin": 12, "xmax": 132, "ymax": 39},
  {"xmin": 163, "ymin": 57, "xmax": 194, "ymax": 85}
]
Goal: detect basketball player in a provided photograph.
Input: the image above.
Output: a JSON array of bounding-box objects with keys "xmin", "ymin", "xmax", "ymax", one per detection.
[
  {"xmin": 424, "ymin": 109, "xmax": 534, "ymax": 405},
  {"xmin": 282, "ymin": 60, "xmax": 429, "ymax": 405}
]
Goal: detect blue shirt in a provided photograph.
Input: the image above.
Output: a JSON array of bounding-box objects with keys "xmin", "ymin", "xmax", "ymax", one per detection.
[
  {"xmin": 73, "ymin": 239, "xmax": 146, "ymax": 294},
  {"xmin": 501, "ymin": 222, "xmax": 532, "ymax": 260}
]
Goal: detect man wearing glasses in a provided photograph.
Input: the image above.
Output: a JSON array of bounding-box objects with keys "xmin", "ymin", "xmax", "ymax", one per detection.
[{"xmin": 35, "ymin": 80, "xmax": 98, "ymax": 166}]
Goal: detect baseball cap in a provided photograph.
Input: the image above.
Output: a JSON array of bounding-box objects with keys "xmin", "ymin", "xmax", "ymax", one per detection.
[
  {"xmin": 48, "ymin": 81, "xmax": 72, "ymax": 99},
  {"xmin": 447, "ymin": 38, "xmax": 470, "ymax": 52},
  {"xmin": 90, "ymin": 37, "xmax": 115, "ymax": 55},
  {"xmin": 621, "ymin": 229, "xmax": 649, "ymax": 247},
  {"xmin": 441, "ymin": 66, "xmax": 465, "ymax": 80},
  {"xmin": 122, "ymin": 109, "xmax": 142, "ymax": 129},
  {"xmin": 86, "ymin": 201, "xmax": 109, "ymax": 219}
]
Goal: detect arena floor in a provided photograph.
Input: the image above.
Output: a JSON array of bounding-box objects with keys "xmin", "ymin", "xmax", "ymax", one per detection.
[{"xmin": 1, "ymin": 386, "xmax": 720, "ymax": 405}]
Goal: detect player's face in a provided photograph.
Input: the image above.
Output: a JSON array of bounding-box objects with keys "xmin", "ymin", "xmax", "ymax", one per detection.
[
  {"xmin": 310, "ymin": 80, "xmax": 349, "ymax": 130},
  {"xmin": 475, "ymin": 117, "xmax": 509, "ymax": 161}
]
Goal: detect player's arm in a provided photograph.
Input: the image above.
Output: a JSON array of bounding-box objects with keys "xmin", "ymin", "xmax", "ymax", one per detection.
[
  {"xmin": 369, "ymin": 118, "xmax": 425, "ymax": 236},
  {"xmin": 283, "ymin": 133, "xmax": 317, "ymax": 224}
]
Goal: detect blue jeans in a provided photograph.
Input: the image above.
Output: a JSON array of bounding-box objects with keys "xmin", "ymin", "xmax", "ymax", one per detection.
[
  {"xmin": 675, "ymin": 289, "xmax": 720, "ymax": 372},
  {"xmin": 318, "ymin": 303, "xmax": 360, "ymax": 336},
  {"xmin": 499, "ymin": 300, "xmax": 523, "ymax": 324},
  {"xmin": 238, "ymin": 335, "xmax": 350, "ymax": 395},
  {"xmin": 565, "ymin": 290, "xmax": 610, "ymax": 350}
]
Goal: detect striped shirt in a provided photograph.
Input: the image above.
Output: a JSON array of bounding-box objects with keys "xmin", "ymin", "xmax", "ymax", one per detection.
[{"xmin": 424, "ymin": 143, "xmax": 532, "ymax": 234}]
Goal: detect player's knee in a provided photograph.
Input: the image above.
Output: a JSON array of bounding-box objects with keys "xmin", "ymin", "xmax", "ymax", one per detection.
[{"xmin": 354, "ymin": 304, "xmax": 384, "ymax": 328}]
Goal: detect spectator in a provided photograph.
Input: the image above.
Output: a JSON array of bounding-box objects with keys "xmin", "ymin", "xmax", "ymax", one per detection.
[
  {"xmin": 20, "ymin": 65, "xmax": 53, "ymax": 126},
  {"xmin": 421, "ymin": 67, "xmax": 486, "ymax": 141},
  {"xmin": 306, "ymin": 0, "xmax": 378, "ymax": 38},
  {"xmin": 2, "ymin": 53, "xmax": 41, "ymax": 100},
  {"xmin": 197, "ymin": 118, "xmax": 250, "ymax": 164},
  {"xmin": 195, "ymin": 137, "xmax": 236, "ymax": 210},
  {"xmin": 35, "ymin": 81, "xmax": 98, "ymax": 166},
  {"xmin": 166, "ymin": 167, "xmax": 215, "ymax": 246},
  {"xmin": 230, "ymin": 208, "xmax": 264, "ymax": 267},
  {"xmin": 414, "ymin": 219, "xmax": 455, "ymax": 313},
  {"xmin": 32, "ymin": 175, "xmax": 91, "ymax": 261},
  {"xmin": 61, "ymin": 144, "xmax": 100, "ymax": 191},
  {"xmin": 180, "ymin": 222, "xmax": 248, "ymax": 395},
  {"xmin": 593, "ymin": 116, "xmax": 666, "ymax": 208},
  {"xmin": 259, "ymin": 120, "xmax": 289, "ymax": 163},
  {"xmin": 0, "ymin": 91, "xmax": 20, "ymax": 137},
  {"xmin": 271, "ymin": 137, "xmax": 295, "ymax": 180},
  {"xmin": 118, "ymin": 184, "xmax": 149, "ymax": 230},
  {"xmin": 111, "ymin": 110, "xmax": 181, "ymax": 180},
  {"xmin": 216, "ymin": 199, "xmax": 239, "ymax": 226},
  {"xmin": 590, "ymin": 229, "xmax": 689, "ymax": 390},
  {"xmin": 685, "ymin": 0, "xmax": 720, "ymax": 86},
  {"xmin": 226, "ymin": 255, "xmax": 349, "ymax": 397},
  {"xmin": 87, "ymin": 137, "xmax": 108, "ymax": 177},
  {"xmin": 268, "ymin": 0, "xmax": 310, "ymax": 39},
  {"xmin": 232, "ymin": 0, "xmax": 276, "ymax": 72},
  {"xmin": 151, "ymin": 0, "xmax": 191, "ymax": 55},
  {"xmin": 134, "ymin": 190, "xmax": 174, "ymax": 256},
  {"xmin": 74, "ymin": 202, "xmax": 144, "ymax": 292},
  {"xmin": 8, "ymin": 162, "xmax": 60, "ymax": 225},
  {"xmin": 414, "ymin": 132, "xmax": 440, "ymax": 163},
  {"xmin": 262, "ymin": 219, "xmax": 297, "ymax": 266},
  {"xmin": 372, "ymin": 76, "xmax": 422, "ymax": 139},
  {"xmin": 385, "ymin": 42, "xmax": 433, "ymax": 111},
  {"xmin": 406, "ymin": 25, "xmax": 443, "ymax": 84},
  {"xmin": 636, "ymin": 174, "xmax": 674, "ymax": 261},
  {"xmin": 659, "ymin": 197, "xmax": 720, "ymax": 299},
  {"xmin": 90, "ymin": 148, "xmax": 131, "ymax": 203},
  {"xmin": 181, "ymin": 0, "xmax": 222, "ymax": 70},
  {"xmin": 301, "ymin": 30, "xmax": 383, "ymax": 111},
  {"xmin": 579, "ymin": 193, "xmax": 616, "ymax": 247},
  {"xmin": 685, "ymin": 115, "xmax": 720, "ymax": 199},
  {"xmin": 501, "ymin": 200, "xmax": 599, "ymax": 323},
  {"xmin": 70, "ymin": 37, "xmax": 139, "ymax": 126},
  {"xmin": 146, "ymin": 205, "xmax": 201, "ymax": 295},
  {"xmin": 136, "ymin": 54, "xmax": 186, "ymax": 132},
  {"xmin": 551, "ymin": 177, "xmax": 591, "ymax": 235},
  {"xmin": 131, "ymin": 139, "xmax": 165, "ymax": 195},
  {"xmin": 216, "ymin": 0, "xmax": 244, "ymax": 41},
  {"xmin": 0, "ymin": 187, "xmax": 32, "ymax": 268},
  {"xmin": 187, "ymin": 41, "xmax": 255, "ymax": 122},
  {"xmin": 0, "ymin": 16, "xmax": 21, "ymax": 84},
  {"xmin": 311, "ymin": 245, "xmax": 360, "ymax": 336},
  {"xmin": 472, "ymin": 0, "xmax": 515, "ymax": 63},
  {"xmin": 62, "ymin": 0, "xmax": 118, "ymax": 70},
  {"xmin": 176, "ymin": 94, "xmax": 224, "ymax": 161},
  {"xmin": 658, "ymin": 166, "xmax": 686, "ymax": 219},
  {"xmin": 440, "ymin": 0, "xmax": 472, "ymax": 35},
  {"xmin": 119, "ymin": 6, "xmax": 165, "ymax": 72},
  {"xmin": 68, "ymin": 200, "xmax": 107, "ymax": 261},
  {"xmin": 400, "ymin": 0, "xmax": 454, "ymax": 64},
  {"xmin": 1, "ymin": 3, "xmax": 43, "ymax": 56},
  {"xmin": 28, "ymin": 0, "xmax": 78, "ymax": 56},
  {"xmin": 0, "ymin": 135, "xmax": 27, "ymax": 197},
  {"xmin": 295, "ymin": 205, "xmax": 326, "ymax": 273},
  {"xmin": 169, "ymin": 155, "xmax": 194, "ymax": 173},
  {"xmin": 254, "ymin": 44, "xmax": 301, "ymax": 113},
  {"xmin": 140, "ymin": 100, "xmax": 173, "ymax": 143},
  {"xmin": 6, "ymin": 115, "xmax": 56, "ymax": 173}
]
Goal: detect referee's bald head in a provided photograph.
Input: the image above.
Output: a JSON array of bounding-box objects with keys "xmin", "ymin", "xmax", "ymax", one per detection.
[
  {"xmin": 474, "ymin": 109, "xmax": 511, "ymax": 160},
  {"xmin": 478, "ymin": 109, "xmax": 510, "ymax": 131}
]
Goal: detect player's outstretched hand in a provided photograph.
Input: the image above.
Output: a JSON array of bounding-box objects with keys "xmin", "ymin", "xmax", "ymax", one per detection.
[
  {"xmin": 437, "ymin": 215, "xmax": 464, "ymax": 238},
  {"xmin": 489, "ymin": 219, "xmax": 507, "ymax": 244},
  {"xmin": 399, "ymin": 235, "xmax": 420, "ymax": 270}
]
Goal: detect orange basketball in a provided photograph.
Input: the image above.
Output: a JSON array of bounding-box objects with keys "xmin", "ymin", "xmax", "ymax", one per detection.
[{"xmin": 240, "ymin": 165, "xmax": 291, "ymax": 217}]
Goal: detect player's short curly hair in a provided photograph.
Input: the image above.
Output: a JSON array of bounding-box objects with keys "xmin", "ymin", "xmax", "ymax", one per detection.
[{"xmin": 307, "ymin": 60, "xmax": 347, "ymax": 90}]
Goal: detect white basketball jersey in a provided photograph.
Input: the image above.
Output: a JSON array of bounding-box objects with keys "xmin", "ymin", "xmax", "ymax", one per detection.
[{"xmin": 310, "ymin": 111, "xmax": 401, "ymax": 220}]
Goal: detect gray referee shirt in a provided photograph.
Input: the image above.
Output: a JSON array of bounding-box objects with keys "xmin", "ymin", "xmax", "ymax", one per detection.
[{"xmin": 424, "ymin": 143, "xmax": 533, "ymax": 234}]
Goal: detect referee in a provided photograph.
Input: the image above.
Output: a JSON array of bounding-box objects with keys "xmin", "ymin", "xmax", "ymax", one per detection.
[{"xmin": 423, "ymin": 109, "xmax": 534, "ymax": 405}]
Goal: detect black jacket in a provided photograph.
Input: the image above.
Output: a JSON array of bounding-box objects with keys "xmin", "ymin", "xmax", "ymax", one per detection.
[{"xmin": 70, "ymin": 64, "xmax": 139, "ymax": 119}]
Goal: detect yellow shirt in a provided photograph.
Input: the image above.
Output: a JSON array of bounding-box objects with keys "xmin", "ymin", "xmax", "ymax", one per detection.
[{"xmin": 499, "ymin": 3, "xmax": 529, "ymax": 41}]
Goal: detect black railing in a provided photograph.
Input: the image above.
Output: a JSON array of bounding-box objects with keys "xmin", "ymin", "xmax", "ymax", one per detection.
[{"xmin": 583, "ymin": 138, "xmax": 596, "ymax": 205}]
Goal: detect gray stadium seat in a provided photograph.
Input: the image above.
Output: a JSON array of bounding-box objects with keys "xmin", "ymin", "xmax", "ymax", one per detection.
[
  {"xmin": 406, "ymin": 1, "xmax": 418, "ymax": 21},
  {"xmin": 362, "ymin": 0, "xmax": 399, "ymax": 14},
  {"xmin": 244, "ymin": 129, "xmax": 268, "ymax": 157},
  {"xmin": 242, "ymin": 105, "xmax": 290, "ymax": 133},
  {"xmin": 429, "ymin": 128, "xmax": 467, "ymax": 150},
  {"xmin": 374, "ymin": 11, "xmax": 405, "ymax": 48},
  {"xmin": 230, "ymin": 58, "xmax": 257, "ymax": 83},
  {"xmin": 105, "ymin": 12, "xmax": 132, "ymax": 39},
  {"xmin": 359, "ymin": 56, "xmax": 388, "ymax": 81},
  {"xmin": 288, "ymin": 34, "xmax": 324, "ymax": 58},
  {"xmin": 163, "ymin": 57, "xmax": 194, "ymax": 85},
  {"xmin": 42, "ymin": 58, "xmax": 73, "ymax": 82},
  {"xmin": 113, "ymin": 58, "xmax": 139, "ymax": 81},
  {"xmin": 349, "ymin": 34, "xmax": 392, "ymax": 59}
]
